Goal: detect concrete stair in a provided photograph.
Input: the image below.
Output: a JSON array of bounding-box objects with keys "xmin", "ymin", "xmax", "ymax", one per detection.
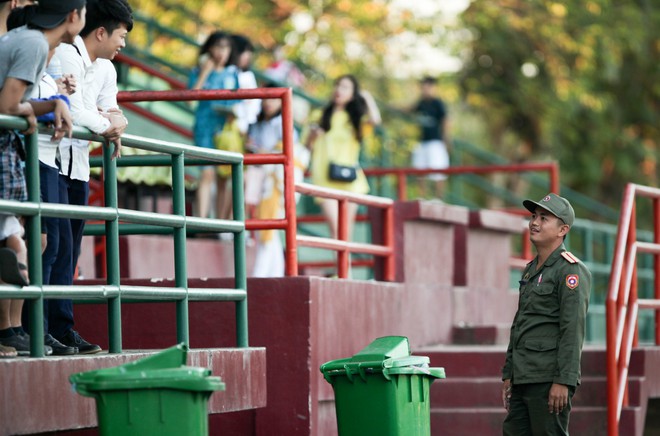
[{"xmin": 416, "ymin": 345, "xmax": 660, "ymax": 436}]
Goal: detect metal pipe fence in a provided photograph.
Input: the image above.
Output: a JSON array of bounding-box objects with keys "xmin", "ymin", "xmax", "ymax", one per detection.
[{"xmin": 0, "ymin": 112, "xmax": 248, "ymax": 357}]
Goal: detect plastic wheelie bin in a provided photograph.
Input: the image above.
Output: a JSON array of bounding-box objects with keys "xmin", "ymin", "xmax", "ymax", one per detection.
[
  {"xmin": 320, "ymin": 336, "xmax": 445, "ymax": 436},
  {"xmin": 70, "ymin": 343, "xmax": 224, "ymax": 436}
]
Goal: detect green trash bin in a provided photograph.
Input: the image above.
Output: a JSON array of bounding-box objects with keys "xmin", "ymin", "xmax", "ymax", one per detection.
[
  {"xmin": 70, "ymin": 344, "xmax": 224, "ymax": 436},
  {"xmin": 320, "ymin": 336, "xmax": 445, "ymax": 436}
]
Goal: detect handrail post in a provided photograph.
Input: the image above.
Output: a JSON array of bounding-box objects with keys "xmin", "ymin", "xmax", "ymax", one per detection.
[
  {"xmin": 232, "ymin": 161, "xmax": 248, "ymax": 347},
  {"xmin": 606, "ymin": 294, "xmax": 618, "ymax": 436},
  {"xmin": 383, "ymin": 205, "xmax": 394, "ymax": 281},
  {"xmin": 397, "ymin": 171, "xmax": 407, "ymax": 200},
  {"xmin": 654, "ymin": 198, "xmax": 660, "ymax": 345},
  {"xmin": 103, "ymin": 143, "xmax": 122, "ymax": 353},
  {"xmin": 337, "ymin": 199, "xmax": 349, "ymax": 278},
  {"xmin": 172, "ymin": 152, "xmax": 188, "ymax": 345},
  {"xmin": 281, "ymin": 88, "xmax": 298, "ymax": 276},
  {"xmin": 25, "ymin": 132, "xmax": 44, "ymax": 357},
  {"xmin": 631, "ymin": 204, "xmax": 639, "ymax": 348},
  {"xmin": 550, "ymin": 162, "xmax": 560, "ymax": 194}
]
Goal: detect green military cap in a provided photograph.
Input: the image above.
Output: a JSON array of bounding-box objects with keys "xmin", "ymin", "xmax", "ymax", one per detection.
[{"xmin": 523, "ymin": 193, "xmax": 575, "ymax": 226}]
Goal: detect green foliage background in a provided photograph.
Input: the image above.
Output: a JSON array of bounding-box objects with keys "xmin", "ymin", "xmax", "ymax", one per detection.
[{"xmin": 457, "ymin": 0, "xmax": 658, "ymax": 204}]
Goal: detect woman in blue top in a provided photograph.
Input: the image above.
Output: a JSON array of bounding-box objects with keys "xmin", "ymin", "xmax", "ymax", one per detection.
[{"xmin": 189, "ymin": 31, "xmax": 239, "ymax": 220}]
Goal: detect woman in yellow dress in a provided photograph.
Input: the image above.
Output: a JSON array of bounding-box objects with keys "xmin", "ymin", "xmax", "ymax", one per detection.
[{"xmin": 305, "ymin": 75, "xmax": 381, "ymax": 240}]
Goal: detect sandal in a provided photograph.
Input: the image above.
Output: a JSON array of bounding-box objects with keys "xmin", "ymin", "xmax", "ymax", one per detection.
[
  {"xmin": 0, "ymin": 343, "xmax": 17, "ymax": 358},
  {"xmin": 0, "ymin": 247, "xmax": 29, "ymax": 287}
]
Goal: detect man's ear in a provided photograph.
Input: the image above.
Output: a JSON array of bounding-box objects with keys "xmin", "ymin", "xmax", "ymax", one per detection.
[
  {"xmin": 95, "ymin": 27, "xmax": 107, "ymax": 42},
  {"xmin": 558, "ymin": 224, "xmax": 570, "ymax": 238},
  {"xmin": 68, "ymin": 9, "xmax": 81, "ymax": 24}
]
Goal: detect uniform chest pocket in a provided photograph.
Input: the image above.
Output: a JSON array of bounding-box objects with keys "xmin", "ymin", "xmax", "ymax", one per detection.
[
  {"xmin": 525, "ymin": 283, "xmax": 557, "ymax": 313},
  {"xmin": 532, "ymin": 284, "xmax": 554, "ymax": 296}
]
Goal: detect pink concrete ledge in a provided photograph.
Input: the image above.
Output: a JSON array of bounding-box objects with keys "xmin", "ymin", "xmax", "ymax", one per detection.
[
  {"xmin": 0, "ymin": 347, "xmax": 266, "ymax": 435},
  {"xmin": 399, "ymin": 200, "xmax": 470, "ymax": 226},
  {"xmin": 468, "ymin": 209, "xmax": 526, "ymax": 234}
]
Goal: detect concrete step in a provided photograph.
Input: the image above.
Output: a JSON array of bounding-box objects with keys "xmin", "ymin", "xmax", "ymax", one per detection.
[
  {"xmin": 451, "ymin": 324, "xmax": 511, "ymax": 345},
  {"xmin": 419, "ymin": 345, "xmax": 648, "ymax": 378},
  {"xmin": 418, "ymin": 345, "xmax": 507, "ymax": 378},
  {"xmin": 430, "ymin": 407, "xmax": 505, "ymax": 436},
  {"xmin": 430, "ymin": 406, "xmax": 642, "ymax": 436},
  {"xmin": 431, "ymin": 376, "xmax": 644, "ymax": 409},
  {"xmin": 420, "ymin": 345, "xmax": 657, "ymax": 436}
]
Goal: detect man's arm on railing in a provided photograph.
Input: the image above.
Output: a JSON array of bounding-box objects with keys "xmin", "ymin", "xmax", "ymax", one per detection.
[{"xmin": 0, "ymin": 78, "xmax": 37, "ymax": 134}]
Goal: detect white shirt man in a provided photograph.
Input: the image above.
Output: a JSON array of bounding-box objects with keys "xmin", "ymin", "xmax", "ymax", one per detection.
[
  {"xmin": 55, "ymin": 34, "xmax": 125, "ymax": 181},
  {"xmin": 45, "ymin": 0, "xmax": 132, "ymax": 355}
]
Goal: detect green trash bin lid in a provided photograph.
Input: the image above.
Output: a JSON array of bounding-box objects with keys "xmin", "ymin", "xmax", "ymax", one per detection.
[
  {"xmin": 350, "ymin": 336, "xmax": 410, "ymax": 362},
  {"xmin": 320, "ymin": 336, "xmax": 445, "ymax": 383},
  {"xmin": 70, "ymin": 344, "xmax": 225, "ymax": 397}
]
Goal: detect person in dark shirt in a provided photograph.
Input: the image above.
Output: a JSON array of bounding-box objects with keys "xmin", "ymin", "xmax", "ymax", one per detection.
[{"xmin": 410, "ymin": 76, "xmax": 451, "ymax": 199}]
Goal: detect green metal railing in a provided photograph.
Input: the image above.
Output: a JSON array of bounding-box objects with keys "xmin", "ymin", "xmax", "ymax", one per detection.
[{"xmin": 0, "ymin": 114, "xmax": 248, "ymax": 357}]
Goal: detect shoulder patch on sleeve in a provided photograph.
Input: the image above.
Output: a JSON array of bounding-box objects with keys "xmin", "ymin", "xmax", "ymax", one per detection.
[
  {"xmin": 566, "ymin": 274, "xmax": 579, "ymax": 289},
  {"xmin": 561, "ymin": 251, "xmax": 579, "ymax": 264}
]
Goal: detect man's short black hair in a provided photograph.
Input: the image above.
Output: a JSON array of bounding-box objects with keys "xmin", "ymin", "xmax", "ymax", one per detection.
[{"xmin": 80, "ymin": 0, "xmax": 133, "ymax": 38}]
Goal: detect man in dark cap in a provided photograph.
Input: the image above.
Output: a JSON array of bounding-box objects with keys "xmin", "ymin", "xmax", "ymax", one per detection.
[
  {"xmin": 3, "ymin": 0, "xmax": 86, "ymax": 33},
  {"xmin": 0, "ymin": 0, "xmax": 84, "ymax": 356},
  {"xmin": 501, "ymin": 193, "xmax": 591, "ymax": 435}
]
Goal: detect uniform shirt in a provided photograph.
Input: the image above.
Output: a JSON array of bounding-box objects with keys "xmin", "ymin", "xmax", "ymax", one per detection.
[
  {"xmin": 502, "ymin": 244, "xmax": 591, "ymax": 387},
  {"xmin": 55, "ymin": 35, "xmax": 119, "ymax": 182}
]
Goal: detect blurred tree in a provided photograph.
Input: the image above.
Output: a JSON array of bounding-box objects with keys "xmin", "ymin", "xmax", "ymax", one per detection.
[
  {"xmin": 128, "ymin": 0, "xmax": 446, "ymax": 98},
  {"xmin": 457, "ymin": 0, "xmax": 659, "ymax": 205}
]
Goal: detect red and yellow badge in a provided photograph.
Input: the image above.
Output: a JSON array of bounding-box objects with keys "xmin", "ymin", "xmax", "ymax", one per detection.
[{"xmin": 565, "ymin": 274, "xmax": 579, "ymax": 290}]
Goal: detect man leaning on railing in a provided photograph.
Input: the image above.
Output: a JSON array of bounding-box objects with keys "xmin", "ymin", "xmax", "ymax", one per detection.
[
  {"xmin": 37, "ymin": 0, "xmax": 134, "ymax": 355},
  {"xmin": 0, "ymin": 0, "xmax": 81, "ymax": 357}
]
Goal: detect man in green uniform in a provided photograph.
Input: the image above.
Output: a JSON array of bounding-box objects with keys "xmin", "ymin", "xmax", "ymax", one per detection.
[{"xmin": 502, "ymin": 193, "xmax": 591, "ymax": 435}]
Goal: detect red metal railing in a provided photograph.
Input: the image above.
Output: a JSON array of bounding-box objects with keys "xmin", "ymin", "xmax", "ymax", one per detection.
[
  {"xmin": 116, "ymin": 88, "xmax": 398, "ymax": 280},
  {"xmin": 117, "ymin": 88, "xmax": 299, "ymax": 276},
  {"xmin": 115, "ymin": 53, "xmax": 193, "ymax": 138},
  {"xmin": 364, "ymin": 162, "xmax": 559, "ymax": 201},
  {"xmin": 365, "ymin": 163, "xmax": 559, "ymax": 264},
  {"xmin": 294, "ymin": 182, "xmax": 395, "ymax": 281},
  {"xmin": 115, "ymin": 53, "xmax": 186, "ymax": 90},
  {"xmin": 606, "ymin": 183, "xmax": 660, "ymax": 436}
]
